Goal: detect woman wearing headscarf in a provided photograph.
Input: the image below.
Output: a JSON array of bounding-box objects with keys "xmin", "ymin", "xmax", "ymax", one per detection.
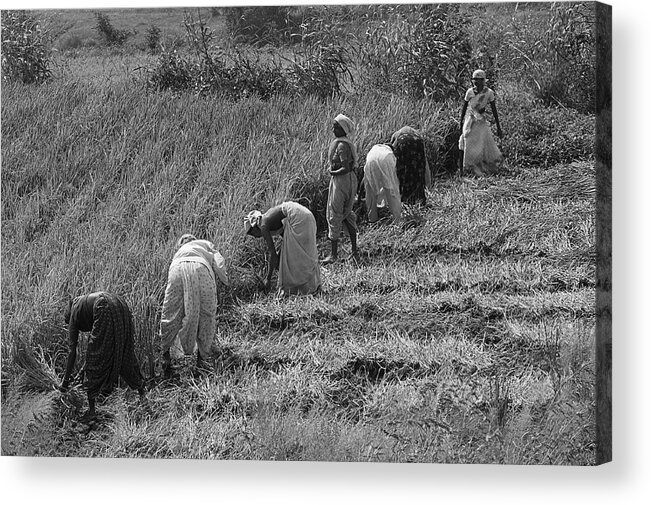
[
  {"xmin": 363, "ymin": 143, "xmax": 402, "ymax": 224},
  {"xmin": 458, "ymin": 69, "xmax": 503, "ymax": 176},
  {"xmin": 390, "ymin": 125, "xmax": 431, "ymax": 205},
  {"xmin": 245, "ymin": 201, "xmax": 321, "ymax": 296},
  {"xmin": 159, "ymin": 234, "xmax": 229, "ymax": 376},
  {"xmin": 61, "ymin": 292, "xmax": 145, "ymax": 420},
  {"xmin": 324, "ymin": 113, "xmax": 359, "ymax": 264}
]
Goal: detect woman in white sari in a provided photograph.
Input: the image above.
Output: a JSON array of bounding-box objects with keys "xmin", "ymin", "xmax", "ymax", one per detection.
[
  {"xmin": 458, "ymin": 69, "xmax": 504, "ymax": 176},
  {"xmin": 245, "ymin": 201, "xmax": 321, "ymax": 296},
  {"xmin": 363, "ymin": 143, "xmax": 402, "ymax": 224}
]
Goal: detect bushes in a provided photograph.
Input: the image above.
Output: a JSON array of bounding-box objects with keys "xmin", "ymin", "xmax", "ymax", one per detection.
[
  {"xmin": 502, "ymin": 3, "xmax": 596, "ymax": 114},
  {"xmin": 147, "ymin": 46, "xmax": 351, "ymax": 100},
  {"xmin": 291, "ymin": 5, "xmax": 366, "ymax": 47},
  {"xmin": 146, "ymin": 50, "xmax": 197, "ymax": 92},
  {"xmin": 145, "ymin": 24, "xmax": 162, "ymax": 54},
  {"xmin": 146, "ymin": 12, "xmax": 352, "ymax": 100},
  {"xmin": 224, "ymin": 6, "xmax": 300, "ymax": 46},
  {"xmin": 287, "ymin": 44, "xmax": 351, "ymax": 99},
  {"xmin": 538, "ymin": 3, "xmax": 595, "ymax": 113},
  {"xmin": 359, "ymin": 4, "xmax": 472, "ymax": 100},
  {"xmin": 501, "ymin": 98, "xmax": 595, "ymax": 168},
  {"xmin": 401, "ymin": 4, "xmax": 473, "ymax": 100},
  {"xmin": 94, "ymin": 12, "xmax": 131, "ymax": 46},
  {"xmin": 1, "ymin": 11, "xmax": 51, "ymax": 84}
]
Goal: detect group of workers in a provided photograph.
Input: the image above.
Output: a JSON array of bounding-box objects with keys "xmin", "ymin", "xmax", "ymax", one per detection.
[{"xmin": 59, "ymin": 70, "xmax": 503, "ymax": 420}]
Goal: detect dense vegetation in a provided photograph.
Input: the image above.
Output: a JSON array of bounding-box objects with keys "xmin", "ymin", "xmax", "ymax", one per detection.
[{"xmin": 2, "ymin": 3, "xmax": 598, "ymax": 464}]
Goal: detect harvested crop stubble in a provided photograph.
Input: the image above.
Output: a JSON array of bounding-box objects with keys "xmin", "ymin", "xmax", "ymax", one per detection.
[{"xmin": 478, "ymin": 164, "xmax": 595, "ymax": 202}]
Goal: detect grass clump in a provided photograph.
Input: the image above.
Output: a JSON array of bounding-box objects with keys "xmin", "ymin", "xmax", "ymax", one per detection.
[{"xmin": 1, "ymin": 10, "xmax": 52, "ymax": 84}]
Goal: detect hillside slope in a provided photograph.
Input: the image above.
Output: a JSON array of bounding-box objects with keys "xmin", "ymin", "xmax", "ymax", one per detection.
[
  {"xmin": 1, "ymin": 8, "xmax": 596, "ymax": 459},
  {"xmin": 2, "ymin": 146, "xmax": 596, "ymax": 462}
]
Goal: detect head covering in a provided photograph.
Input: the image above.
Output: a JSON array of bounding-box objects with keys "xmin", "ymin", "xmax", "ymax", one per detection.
[
  {"xmin": 334, "ymin": 114, "xmax": 355, "ymax": 138},
  {"xmin": 176, "ymin": 233, "xmax": 196, "ymax": 249},
  {"xmin": 244, "ymin": 210, "xmax": 263, "ymax": 234},
  {"xmin": 472, "ymin": 69, "xmax": 486, "ymax": 79}
]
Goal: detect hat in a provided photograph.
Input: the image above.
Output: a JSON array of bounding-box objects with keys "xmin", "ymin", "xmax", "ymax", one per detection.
[
  {"xmin": 244, "ymin": 210, "xmax": 263, "ymax": 234},
  {"xmin": 472, "ymin": 69, "xmax": 486, "ymax": 79},
  {"xmin": 334, "ymin": 114, "xmax": 355, "ymax": 137}
]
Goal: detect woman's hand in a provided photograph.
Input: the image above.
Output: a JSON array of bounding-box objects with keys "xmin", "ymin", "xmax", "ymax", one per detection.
[{"xmin": 330, "ymin": 166, "xmax": 350, "ymax": 176}]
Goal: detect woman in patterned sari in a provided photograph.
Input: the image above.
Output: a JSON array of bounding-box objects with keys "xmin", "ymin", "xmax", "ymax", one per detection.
[
  {"xmin": 458, "ymin": 69, "xmax": 503, "ymax": 176},
  {"xmin": 61, "ymin": 292, "xmax": 145, "ymax": 420},
  {"xmin": 391, "ymin": 125, "xmax": 431, "ymax": 205}
]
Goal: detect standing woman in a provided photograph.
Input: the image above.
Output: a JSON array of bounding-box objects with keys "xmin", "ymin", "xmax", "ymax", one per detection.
[
  {"xmin": 391, "ymin": 125, "xmax": 431, "ymax": 205},
  {"xmin": 245, "ymin": 201, "xmax": 321, "ymax": 296},
  {"xmin": 61, "ymin": 292, "xmax": 145, "ymax": 420},
  {"xmin": 324, "ymin": 113, "xmax": 359, "ymax": 264},
  {"xmin": 159, "ymin": 234, "xmax": 229, "ymax": 376},
  {"xmin": 458, "ymin": 69, "xmax": 503, "ymax": 176}
]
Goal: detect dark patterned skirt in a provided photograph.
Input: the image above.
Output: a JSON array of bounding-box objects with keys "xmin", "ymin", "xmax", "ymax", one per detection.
[
  {"xmin": 393, "ymin": 133, "xmax": 427, "ymax": 205},
  {"xmin": 84, "ymin": 293, "xmax": 143, "ymax": 399}
]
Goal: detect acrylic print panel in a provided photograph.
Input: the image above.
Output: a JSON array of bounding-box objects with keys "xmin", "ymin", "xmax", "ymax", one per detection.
[{"xmin": 1, "ymin": 1, "xmax": 611, "ymax": 465}]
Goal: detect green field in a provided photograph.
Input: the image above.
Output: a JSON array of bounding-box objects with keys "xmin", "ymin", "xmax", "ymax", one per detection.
[{"xmin": 1, "ymin": 4, "xmax": 598, "ymax": 464}]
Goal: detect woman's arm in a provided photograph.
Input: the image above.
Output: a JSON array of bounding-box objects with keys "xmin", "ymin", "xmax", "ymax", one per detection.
[
  {"xmin": 61, "ymin": 326, "xmax": 79, "ymax": 390},
  {"xmin": 259, "ymin": 207, "xmax": 285, "ymax": 288},
  {"xmin": 490, "ymin": 101, "xmax": 502, "ymax": 138},
  {"xmin": 330, "ymin": 143, "xmax": 353, "ymax": 176},
  {"xmin": 261, "ymin": 228, "xmax": 278, "ymax": 288},
  {"xmin": 424, "ymin": 154, "xmax": 432, "ymax": 188},
  {"xmin": 460, "ymin": 101, "xmax": 468, "ymax": 127}
]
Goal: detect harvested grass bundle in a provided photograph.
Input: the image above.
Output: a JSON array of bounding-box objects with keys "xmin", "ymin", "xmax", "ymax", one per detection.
[
  {"xmin": 479, "ymin": 163, "xmax": 595, "ymax": 203},
  {"xmin": 3, "ymin": 339, "xmax": 87, "ymax": 456},
  {"xmin": 2, "ymin": 390, "xmax": 59, "ymax": 455},
  {"xmin": 11, "ymin": 337, "xmax": 59, "ymax": 394},
  {"xmin": 227, "ymin": 264, "xmax": 267, "ymax": 303}
]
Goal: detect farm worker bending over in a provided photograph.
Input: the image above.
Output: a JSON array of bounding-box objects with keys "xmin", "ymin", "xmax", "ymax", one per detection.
[
  {"xmin": 323, "ymin": 113, "xmax": 359, "ymax": 264},
  {"xmin": 390, "ymin": 125, "xmax": 431, "ymax": 205},
  {"xmin": 159, "ymin": 234, "xmax": 229, "ymax": 377},
  {"xmin": 61, "ymin": 292, "xmax": 145, "ymax": 421},
  {"xmin": 363, "ymin": 143, "xmax": 402, "ymax": 224},
  {"xmin": 245, "ymin": 201, "xmax": 321, "ymax": 296},
  {"xmin": 458, "ymin": 69, "xmax": 503, "ymax": 176}
]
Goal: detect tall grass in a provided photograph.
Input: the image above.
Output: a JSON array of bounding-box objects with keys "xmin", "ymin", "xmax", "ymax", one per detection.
[{"xmin": 0, "ymin": 79, "xmax": 465, "ymax": 369}]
